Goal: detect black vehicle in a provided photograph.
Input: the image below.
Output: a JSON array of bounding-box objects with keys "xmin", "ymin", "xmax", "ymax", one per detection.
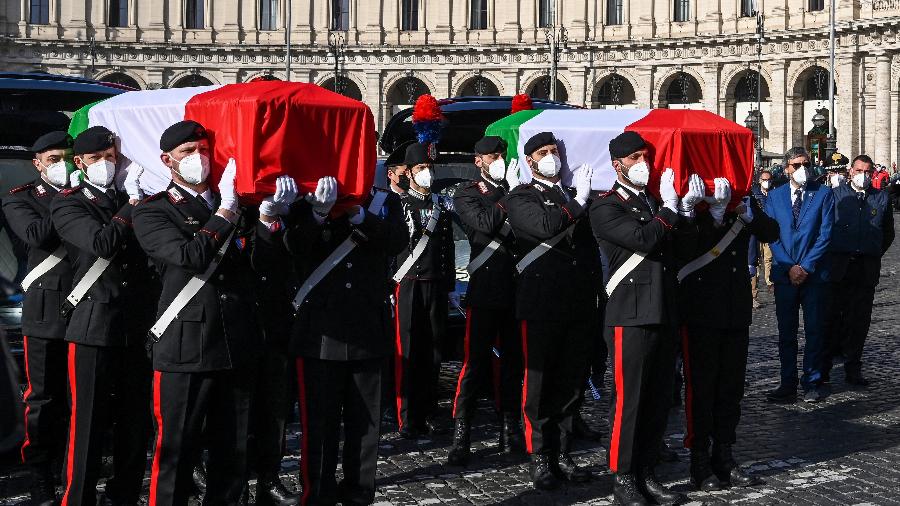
[{"xmin": 0, "ymin": 72, "xmax": 131, "ymax": 386}]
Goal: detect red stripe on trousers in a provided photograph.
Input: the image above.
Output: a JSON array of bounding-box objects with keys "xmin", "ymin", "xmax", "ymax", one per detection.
[
  {"xmin": 609, "ymin": 327, "xmax": 625, "ymax": 473},
  {"xmin": 149, "ymin": 371, "xmax": 164, "ymax": 506},
  {"xmin": 296, "ymin": 358, "xmax": 311, "ymax": 506},
  {"xmin": 393, "ymin": 283, "xmax": 404, "ymax": 430},
  {"xmin": 681, "ymin": 326, "xmax": 695, "ymax": 449},
  {"xmin": 60, "ymin": 343, "xmax": 77, "ymax": 506},
  {"xmin": 20, "ymin": 336, "xmax": 32, "ymax": 463},
  {"xmin": 451, "ymin": 307, "xmax": 473, "ymax": 418},
  {"xmin": 520, "ymin": 321, "xmax": 533, "ymax": 454}
]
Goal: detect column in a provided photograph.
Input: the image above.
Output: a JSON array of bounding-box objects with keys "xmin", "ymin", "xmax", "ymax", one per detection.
[
  {"xmin": 568, "ymin": 67, "xmax": 587, "ymax": 107},
  {"xmin": 358, "ymin": 0, "xmax": 382, "ymax": 43},
  {"xmin": 62, "ymin": 0, "xmax": 87, "ymax": 38},
  {"xmin": 701, "ymin": 62, "xmax": 720, "ymax": 113},
  {"xmin": 874, "ymin": 52, "xmax": 892, "ymax": 166},
  {"xmin": 835, "ymin": 55, "xmax": 859, "ymax": 157},
  {"xmin": 768, "ymin": 60, "xmax": 788, "ymax": 156},
  {"xmin": 364, "ymin": 70, "xmax": 383, "ymax": 134},
  {"xmin": 217, "ymin": 0, "xmax": 241, "ymax": 43},
  {"xmin": 635, "ymin": 65, "xmax": 654, "ymax": 108},
  {"xmin": 432, "ymin": 69, "xmax": 451, "ymax": 99},
  {"xmin": 562, "ymin": 0, "xmax": 587, "ymax": 41},
  {"xmin": 140, "ymin": 0, "xmax": 166, "ymax": 41},
  {"xmin": 144, "ymin": 66, "xmax": 165, "ymax": 89},
  {"xmin": 502, "ymin": 68, "xmax": 520, "ymax": 96},
  {"xmin": 431, "ymin": 0, "xmax": 451, "ymax": 43},
  {"xmin": 497, "ymin": 0, "xmax": 520, "ymax": 43},
  {"xmin": 221, "ymin": 68, "xmax": 240, "ymax": 84}
]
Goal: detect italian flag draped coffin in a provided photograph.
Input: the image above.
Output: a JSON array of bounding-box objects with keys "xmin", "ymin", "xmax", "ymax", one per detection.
[
  {"xmin": 68, "ymin": 81, "xmax": 376, "ymax": 206},
  {"xmin": 485, "ymin": 109, "xmax": 754, "ymax": 203}
]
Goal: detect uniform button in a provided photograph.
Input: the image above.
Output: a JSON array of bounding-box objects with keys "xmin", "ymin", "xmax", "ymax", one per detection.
[
  {"xmin": 87, "ymin": 295, "xmax": 92, "ymax": 300},
  {"xmin": 346, "ymin": 262, "xmax": 352, "ymax": 268},
  {"xmin": 218, "ymin": 274, "xmax": 225, "ymax": 281},
  {"xmin": 731, "ymin": 251, "xmax": 736, "ymax": 256},
  {"xmin": 663, "ymin": 266, "xmax": 667, "ymax": 271},
  {"xmin": 37, "ymin": 282, "xmax": 42, "ymax": 288},
  {"xmin": 121, "ymin": 244, "xmax": 127, "ymax": 251},
  {"xmin": 732, "ymin": 267, "xmax": 737, "ymax": 272},
  {"xmin": 629, "ymin": 278, "xmax": 633, "ymax": 283},
  {"xmin": 121, "ymin": 281, "xmax": 128, "ymax": 287},
  {"xmin": 220, "ymin": 294, "xmax": 227, "ymax": 301},
  {"xmin": 345, "ymin": 283, "xmax": 352, "ymax": 289},
  {"xmin": 261, "ymin": 276, "xmax": 267, "ymax": 282},
  {"xmin": 122, "ymin": 263, "xmax": 128, "ymax": 269}
]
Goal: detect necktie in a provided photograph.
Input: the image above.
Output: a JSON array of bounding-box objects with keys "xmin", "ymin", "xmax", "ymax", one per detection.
[
  {"xmin": 640, "ymin": 192, "xmax": 656, "ymax": 215},
  {"xmin": 555, "ymin": 185, "xmax": 571, "ymax": 203},
  {"xmin": 792, "ymin": 189, "xmax": 802, "ymax": 223}
]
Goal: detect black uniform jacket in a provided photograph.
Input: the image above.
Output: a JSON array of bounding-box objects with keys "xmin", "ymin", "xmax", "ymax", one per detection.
[
  {"xmin": 677, "ymin": 197, "xmax": 780, "ymax": 329},
  {"xmin": 50, "ymin": 183, "xmax": 157, "ymax": 347},
  {"xmin": 453, "ymin": 176, "xmax": 516, "ymax": 309},
  {"xmin": 273, "ymin": 192, "xmax": 409, "ymax": 361},
  {"xmin": 395, "ymin": 188, "xmax": 455, "ymax": 291},
  {"xmin": 132, "ymin": 183, "xmax": 260, "ymax": 373},
  {"xmin": 829, "ymin": 184, "xmax": 895, "ymax": 287},
  {"xmin": 590, "ymin": 182, "xmax": 691, "ymax": 328},
  {"xmin": 3, "ymin": 179, "xmax": 73, "ymax": 339},
  {"xmin": 504, "ymin": 179, "xmax": 601, "ymax": 322}
]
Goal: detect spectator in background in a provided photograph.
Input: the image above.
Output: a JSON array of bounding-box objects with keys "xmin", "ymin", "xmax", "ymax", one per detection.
[
  {"xmin": 749, "ymin": 169, "xmax": 775, "ymax": 308},
  {"xmin": 872, "ymin": 164, "xmax": 890, "ymax": 190}
]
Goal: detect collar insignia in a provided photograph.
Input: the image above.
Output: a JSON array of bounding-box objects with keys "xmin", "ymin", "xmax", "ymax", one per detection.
[
  {"xmin": 184, "ymin": 216, "xmax": 200, "ymax": 226},
  {"xmin": 81, "ymin": 187, "xmax": 97, "ymax": 201},
  {"xmin": 477, "ymin": 181, "xmax": 489, "ymax": 195},
  {"xmin": 167, "ymin": 187, "xmax": 185, "ymax": 204},
  {"xmin": 615, "ymin": 187, "xmax": 630, "ymax": 201},
  {"xmin": 35, "ymin": 185, "xmax": 47, "ymax": 197}
]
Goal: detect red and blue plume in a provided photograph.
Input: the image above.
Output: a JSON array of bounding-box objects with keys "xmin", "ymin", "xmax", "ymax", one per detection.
[
  {"xmin": 411, "ymin": 94, "xmax": 444, "ymax": 145},
  {"xmin": 511, "ymin": 93, "xmax": 533, "ymax": 114}
]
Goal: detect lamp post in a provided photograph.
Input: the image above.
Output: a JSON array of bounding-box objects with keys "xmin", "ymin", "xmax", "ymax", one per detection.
[
  {"xmin": 756, "ymin": 11, "xmax": 765, "ymax": 169},
  {"xmin": 745, "ymin": 110, "xmax": 762, "ymax": 169},
  {"xmin": 328, "ymin": 31, "xmax": 346, "ymax": 95},
  {"xmin": 826, "ymin": 0, "xmax": 837, "ymax": 159},
  {"xmin": 285, "ymin": 0, "xmax": 291, "ymax": 80},
  {"xmin": 543, "ymin": 1, "xmax": 567, "ymax": 101},
  {"xmin": 404, "ymin": 69, "xmax": 418, "ymax": 104}
]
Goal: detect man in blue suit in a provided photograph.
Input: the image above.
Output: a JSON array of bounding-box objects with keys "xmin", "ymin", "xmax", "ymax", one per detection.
[{"xmin": 764, "ymin": 147, "xmax": 834, "ymax": 403}]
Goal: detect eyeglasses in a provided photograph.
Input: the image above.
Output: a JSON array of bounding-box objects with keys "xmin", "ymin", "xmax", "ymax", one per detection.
[{"xmin": 788, "ymin": 161, "xmax": 811, "ymax": 169}]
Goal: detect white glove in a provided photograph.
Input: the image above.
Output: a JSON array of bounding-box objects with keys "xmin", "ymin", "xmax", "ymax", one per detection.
[
  {"xmin": 679, "ymin": 174, "xmax": 705, "ymax": 214},
  {"xmin": 659, "ymin": 168, "xmax": 679, "ymax": 212},
  {"xmin": 305, "ymin": 176, "xmax": 337, "ymax": 217},
  {"xmin": 218, "ymin": 158, "xmax": 239, "ymax": 213},
  {"xmin": 260, "ymin": 175, "xmax": 298, "ymax": 217},
  {"xmin": 505, "ymin": 158, "xmax": 522, "ymax": 190},
  {"xmin": 709, "ymin": 177, "xmax": 731, "ymax": 224},
  {"xmin": 448, "ymin": 291, "xmax": 461, "ymax": 309},
  {"xmin": 574, "ymin": 163, "xmax": 593, "ymax": 206},
  {"xmin": 70, "ymin": 170, "xmax": 83, "ymax": 187},
  {"xmin": 123, "ymin": 165, "xmax": 143, "ymax": 201}
]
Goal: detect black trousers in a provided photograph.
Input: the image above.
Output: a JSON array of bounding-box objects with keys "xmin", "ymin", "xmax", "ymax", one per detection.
[
  {"xmin": 20, "ymin": 335, "xmax": 69, "ymax": 466},
  {"xmin": 60, "ymin": 343, "xmax": 151, "ymax": 506},
  {"xmin": 824, "ymin": 261, "xmax": 877, "ymax": 378},
  {"xmin": 297, "ymin": 357, "xmax": 382, "ymax": 506},
  {"xmin": 520, "ymin": 317, "xmax": 591, "ymax": 455},
  {"xmin": 248, "ymin": 344, "xmax": 291, "ymax": 479},
  {"xmin": 393, "ymin": 279, "xmax": 447, "ymax": 431},
  {"xmin": 681, "ymin": 326, "xmax": 749, "ymax": 450},
  {"xmin": 605, "ymin": 325, "xmax": 676, "ymax": 474},
  {"xmin": 149, "ymin": 367, "xmax": 253, "ymax": 506},
  {"xmin": 451, "ymin": 305, "xmax": 522, "ymax": 420}
]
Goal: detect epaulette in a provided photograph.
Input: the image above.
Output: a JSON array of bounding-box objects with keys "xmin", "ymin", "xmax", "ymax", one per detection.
[
  {"xmin": 614, "ymin": 187, "xmax": 630, "ymax": 201},
  {"xmin": 142, "ymin": 191, "xmax": 167, "ymax": 204},
  {"xmin": 59, "ymin": 185, "xmax": 81, "ymax": 197},
  {"xmin": 8, "ymin": 183, "xmax": 34, "ymax": 195},
  {"xmin": 598, "ymin": 189, "xmax": 616, "ymax": 198}
]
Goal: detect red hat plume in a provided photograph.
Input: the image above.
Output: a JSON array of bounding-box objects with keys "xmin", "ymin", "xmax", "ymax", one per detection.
[{"xmin": 511, "ymin": 94, "xmax": 534, "ymax": 114}]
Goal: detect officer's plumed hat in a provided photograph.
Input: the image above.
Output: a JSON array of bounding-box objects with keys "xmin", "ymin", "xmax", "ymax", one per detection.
[
  {"xmin": 523, "ymin": 132, "xmax": 556, "ymax": 156},
  {"xmin": 160, "ymin": 120, "xmax": 208, "ymax": 152},
  {"xmin": 474, "ymin": 136, "xmax": 508, "ymax": 155},
  {"xmin": 31, "ymin": 131, "xmax": 72, "ymax": 154},
  {"xmin": 73, "ymin": 126, "xmax": 116, "ymax": 155},
  {"xmin": 404, "ymin": 142, "xmax": 434, "ymax": 166},
  {"xmin": 386, "ymin": 141, "xmax": 414, "ymax": 168},
  {"xmin": 609, "ymin": 131, "xmax": 647, "ymax": 159},
  {"xmin": 828, "ymin": 152, "xmax": 850, "ymax": 170}
]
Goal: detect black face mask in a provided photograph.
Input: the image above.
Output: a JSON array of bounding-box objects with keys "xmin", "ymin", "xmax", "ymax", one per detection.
[{"xmin": 398, "ymin": 174, "xmax": 411, "ymax": 191}]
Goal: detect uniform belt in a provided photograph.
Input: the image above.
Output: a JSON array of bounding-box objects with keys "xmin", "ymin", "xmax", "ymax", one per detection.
[
  {"xmin": 21, "ymin": 246, "xmax": 67, "ymax": 292},
  {"xmin": 393, "ymin": 194, "xmax": 441, "ymax": 283}
]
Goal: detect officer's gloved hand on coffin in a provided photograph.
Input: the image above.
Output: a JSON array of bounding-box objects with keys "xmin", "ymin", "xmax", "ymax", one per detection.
[
  {"xmin": 260, "ymin": 175, "xmax": 298, "ymax": 218},
  {"xmin": 124, "ymin": 165, "xmax": 144, "ymax": 203},
  {"xmin": 305, "ymin": 176, "xmax": 338, "ymax": 219},
  {"xmin": 574, "ymin": 164, "xmax": 593, "ymax": 207},
  {"xmin": 217, "ymin": 158, "xmax": 239, "ymax": 218},
  {"xmin": 679, "ymin": 174, "xmax": 705, "ymax": 216},
  {"xmin": 708, "ymin": 178, "xmax": 731, "ymax": 224},
  {"xmin": 70, "ymin": 169, "xmax": 84, "ymax": 188},
  {"xmin": 659, "ymin": 168, "xmax": 679, "ymax": 212},
  {"xmin": 505, "ymin": 159, "xmax": 523, "ymax": 191}
]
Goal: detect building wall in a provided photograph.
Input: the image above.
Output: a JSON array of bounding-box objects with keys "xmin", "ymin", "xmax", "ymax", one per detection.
[{"xmin": 2, "ymin": 1, "xmax": 900, "ymax": 163}]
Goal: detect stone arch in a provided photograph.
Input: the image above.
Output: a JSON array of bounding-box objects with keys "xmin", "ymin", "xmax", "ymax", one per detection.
[
  {"xmin": 788, "ymin": 63, "xmax": 838, "ymax": 164},
  {"xmin": 244, "ymin": 71, "xmax": 288, "ymax": 82},
  {"xmin": 452, "ymin": 72, "xmax": 504, "ymax": 97},
  {"xmin": 383, "ymin": 71, "xmax": 437, "ymax": 101},
  {"xmin": 590, "ymin": 71, "xmax": 638, "ymax": 109},
  {"xmin": 656, "ymin": 67, "xmax": 705, "ymax": 108},
  {"xmin": 167, "ymin": 70, "xmax": 220, "ymax": 88},
  {"xmin": 94, "ymin": 69, "xmax": 144, "ymax": 90},
  {"xmin": 383, "ymin": 72, "xmax": 435, "ymax": 117},
  {"xmin": 317, "ymin": 74, "xmax": 364, "ymax": 101},
  {"xmin": 521, "ymin": 71, "xmax": 570, "ymax": 102},
  {"xmin": 724, "ymin": 67, "xmax": 773, "ymax": 153}
]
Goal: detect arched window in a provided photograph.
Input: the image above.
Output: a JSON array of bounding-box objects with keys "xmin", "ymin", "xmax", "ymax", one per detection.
[
  {"xmin": 458, "ymin": 76, "xmax": 500, "ymax": 97},
  {"xmin": 101, "ymin": 72, "xmax": 141, "ymax": 90},
  {"xmin": 665, "ymin": 72, "xmax": 701, "ymax": 105},
  {"xmin": 527, "ymin": 76, "xmax": 568, "ymax": 102},
  {"xmin": 170, "ymin": 74, "xmax": 214, "ymax": 88},
  {"xmin": 593, "ymin": 74, "xmax": 636, "ymax": 108},
  {"xmin": 321, "ymin": 77, "xmax": 363, "ymax": 101}
]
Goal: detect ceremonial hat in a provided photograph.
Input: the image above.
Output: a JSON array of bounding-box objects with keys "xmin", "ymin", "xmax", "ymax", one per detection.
[
  {"xmin": 474, "ymin": 136, "xmax": 507, "ymax": 155},
  {"xmin": 386, "ymin": 141, "xmax": 414, "ymax": 168},
  {"xmin": 404, "ymin": 142, "xmax": 434, "ymax": 166},
  {"xmin": 31, "ymin": 131, "xmax": 72, "ymax": 154},
  {"xmin": 160, "ymin": 120, "xmax": 208, "ymax": 152},
  {"xmin": 828, "ymin": 152, "xmax": 850, "ymax": 170},
  {"xmin": 523, "ymin": 132, "xmax": 556, "ymax": 156},
  {"xmin": 73, "ymin": 126, "xmax": 116, "ymax": 155},
  {"xmin": 609, "ymin": 131, "xmax": 647, "ymax": 159}
]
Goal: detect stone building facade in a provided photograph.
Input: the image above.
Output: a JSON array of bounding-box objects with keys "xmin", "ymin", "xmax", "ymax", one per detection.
[{"xmin": 1, "ymin": 1, "xmax": 900, "ymax": 164}]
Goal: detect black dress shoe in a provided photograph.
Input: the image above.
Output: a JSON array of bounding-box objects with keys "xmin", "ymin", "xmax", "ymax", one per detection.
[
  {"xmin": 529, "ymin": 454, "xmax": 560, "ymax": 490},
  {"xmin": 398, "ymin": 424, "xmax": 422, "ymax": 439},
  {"xmin": 446, "ymin": 419, "xmax": 471, "ymax": 466},
  {"xmin": 572, "ymin": 413, "xmax": 602, "ymax": 441},
  {"xmin": 193, "ymin": 462, "xmax": 208, "ymax": 496},
  {"xmin": 638, "ymin": 466, "xmax": 687, "ymax": 505},
  {"xmin": 256, "ymin": 475, "xmax": 301, "ymax": 506},
  {"xmin": 689, "ymin": 449, "xmax": 722, "ymax": 491},
  {"xmin": 555, "ymin": 453, "xmax": 591, "ymax": 482},
  {"xmin": 28, "ymin": 464, "xmax": 56, "ymax": 506},
  {"xmin": 613, "ymin": 473, "xmax": 649, "ymax": 506},
  {"xmin": 712, "ymin": 444, "xmax": 763, "ymax": 488},
  {"xmin": 765, "ymin": 384, "xmax": 797, "ymax": 404},
  {"xmin": 499, "ymin": 412, "xmax": 525, "ymax": 453},
  {"xmin": 845, "ymin": 374, "xmax": 870, "ymax": 387}
]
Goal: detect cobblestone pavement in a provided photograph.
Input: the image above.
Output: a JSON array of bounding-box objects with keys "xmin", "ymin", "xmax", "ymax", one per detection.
[{"xmin": 3, "ymin": 227, "xmax": 900, "ymax": 505}]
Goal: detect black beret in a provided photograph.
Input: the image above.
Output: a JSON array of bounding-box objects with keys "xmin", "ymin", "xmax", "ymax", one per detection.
[
  {"xmin": 828, "ymin": 152, "xmax": 850, "ymax": 168},
  {"xmin": 404, "ymin": 142, "xmax": 434, "ymax": 166},
  {"xmin": 523, "ymin": 132, "xmax": 557, "ymax": 157},
  {"xmin": 474, "ymin": 136, "xmax": 508, "ymax": 155},
  {"xmin": 386, "ymin": 141, "xmax": 414, "ymax": 168},
  {"xmin": 31, "ymin": 131, "xmax": 72, "ymax": 154},
  {"xmin": 609, "ymin": 131, "xmax": 647, "ymax": 159},
  {"xmin": 73, "ymin": 126, "xmax": 116, "ymax": 155},
  {"xmin": 160, "ymin": 120, "xmax": 208, "ymax": 152}
]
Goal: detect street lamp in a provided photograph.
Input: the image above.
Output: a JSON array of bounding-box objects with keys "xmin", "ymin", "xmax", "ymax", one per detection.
[
  {"xmin": 745, "ymin": 110, "xmax": 763, "ymax": 169},
  {"xmin": 543, "ymin": 1, "xmax": 567, "ymax": 101},
  {"xmin": 403, "ymin": 69, "xmax": 419, "ymax": 104},
  {"xmin": 328, "ymin": 32, "xmax": 346, "ymax": 95},
  {"xmin": 826, "ymin": 0, "xmax": 837, "ymax": 159}
]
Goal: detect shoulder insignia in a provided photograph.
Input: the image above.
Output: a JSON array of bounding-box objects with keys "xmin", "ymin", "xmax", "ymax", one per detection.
[
  {"xmin": 8, "ymin": 183, "xmax": 33, "ymax": 195},
  {"xmin": 531, "ymin": 182, "xmax": 546, "ymax": 192},
  {"xmin": 615, "ymin": 187, "xmax": 630, "ymax": 201},
  {"xmin": 81, "ymin": 187, "xmax": 98, "ymax": 202},
  {"xmin": 34, "ymin": 184, "xmax": 49, "ymax": 197},
  {"xmin": 167, "ymin": 187, "xmax": 185, "ymax": 204},
  {"xmin": 60, "ymin": 186, "xmax": 80, "ymax": 196},
  {"xmin": 477, "ymin": 181, "xmax": 490, "ymax": 195}
]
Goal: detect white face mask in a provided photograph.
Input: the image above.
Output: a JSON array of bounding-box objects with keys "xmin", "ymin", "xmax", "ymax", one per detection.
[
  {"xmin": 414, "ymin": 167, "xmax": 433, "ymax": 189},
  {"xmin": 487, "ymin": 158, "xmax": 506, "ymax": 181},
  {"xmin": 791, "ymin": 166, "xmax": 808, "ymax": 186},
  {"xmin": 536, "ymin": 154, "xmax": 561, "ymax": 178},
  {"xmin": 852, "ymin": 173, "xmax": 870, "ymax": 190},
  {"xmin": 173, "ymin": 152, "xmax": 210, "ymax": 185},
  {"xmin": 760, "ymin": 180, "xmax": 771, "ymax": 190},
  {"xmin": 85, "ymin": 159, "xmax": 116, "ymax": 187},
  {"xmin": 624, "ymin": 161, "xmax": 650, "ymax": 187},
  {"xmin": 830, "ymin": 174, "xmax": 846, "ymax": 188},
  {"xmin": 42, "ymin": 161, "xmax": 73, "ymax": 187}
]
